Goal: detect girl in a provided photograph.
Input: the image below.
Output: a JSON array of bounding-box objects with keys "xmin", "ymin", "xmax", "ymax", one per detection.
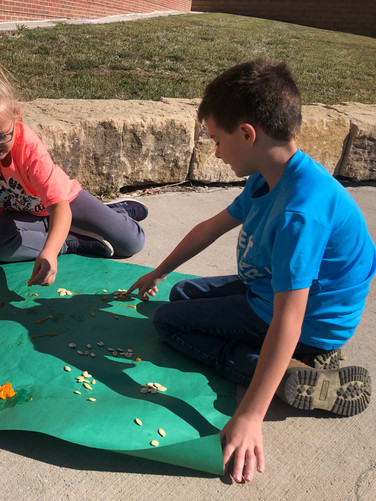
[{"xmin": 0, "ymin": 70, "xmax": 147, "ymax": 287}]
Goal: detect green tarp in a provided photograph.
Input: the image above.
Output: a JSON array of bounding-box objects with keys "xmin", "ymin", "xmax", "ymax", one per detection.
[{"xmin": 0, "ymin": 255, "xmax": 235, "ymax": 475}]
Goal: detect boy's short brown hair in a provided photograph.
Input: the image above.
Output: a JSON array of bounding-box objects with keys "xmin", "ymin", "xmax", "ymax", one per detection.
[{"xmin": 198, "ymin": 59, "xmax": 302, "ymax": 141}]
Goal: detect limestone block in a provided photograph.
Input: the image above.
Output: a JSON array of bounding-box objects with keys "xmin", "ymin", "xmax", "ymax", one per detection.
[
  {"xmin": 22, "ymin": 99, "xmax": 196, "ymax": 194},
  {"xmin": 160, "ymin": 98, "xmax": 242, "ymax": 183},
  {"xmin": 297, "ymin": 104, "xmax": 350, "ymax": 175},
  {"xmin": 189, "ymin": 121, "xmax": 248, "ymax": 184},
  {"xmin": 331, "ymin": 103, "xmax": 376, "ymax": 181}
]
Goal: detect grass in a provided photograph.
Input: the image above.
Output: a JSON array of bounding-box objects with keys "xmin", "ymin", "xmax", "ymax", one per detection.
[{"xmin": 1, "ymin": 13, "xmax": 375, "ymax": 104}]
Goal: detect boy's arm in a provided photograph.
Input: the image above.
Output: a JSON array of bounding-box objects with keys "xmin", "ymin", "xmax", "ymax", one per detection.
[
  {"xmin": 28, "ymin": 201, "xmax": 72, "ymax": 286},
  {"xmin": 221, "ymin": 287, "xmax": 310, "ymax": 482},
  {"xmin": 127, "ymin": 209, "xmax": 241, "ymax": 299}
]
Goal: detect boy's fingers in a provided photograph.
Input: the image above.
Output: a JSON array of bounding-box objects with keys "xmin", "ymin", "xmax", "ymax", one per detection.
[
  {"xmin": 244, "ymin": 450, "xmax": 255, "ymax": 482},
  {"xmin": 255, "ymin": 446, "xmax": 265, "ymax": 473},
  {"xmin": 222, "ymin": 443, "xmax": 234, "ymax": 474},
  {"xmin": 232, "ymin": 450, "xmax": 246, "ymax": 483},
  {"xmin": 126, "ymin": 282, "xmax": 138, "ymax": 295}
]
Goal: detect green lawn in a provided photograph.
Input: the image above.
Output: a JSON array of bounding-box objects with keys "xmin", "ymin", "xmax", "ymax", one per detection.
[{"xmin": 1, "ymin": 13, "xmax": 375, "ymax": 104}]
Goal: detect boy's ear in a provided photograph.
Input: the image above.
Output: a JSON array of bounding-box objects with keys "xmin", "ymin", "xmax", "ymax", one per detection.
[{"xmin": 239, "ymin": 123, "xmax": 256, "ymax": 146}]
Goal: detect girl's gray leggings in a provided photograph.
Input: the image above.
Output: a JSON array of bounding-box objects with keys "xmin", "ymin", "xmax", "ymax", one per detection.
[{"xmin": 0, "ymin": 189, "xmax": 145, "ymax": 261}]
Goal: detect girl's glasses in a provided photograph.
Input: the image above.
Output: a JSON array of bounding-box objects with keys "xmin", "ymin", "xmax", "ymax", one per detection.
[{"xmin": 0, "ymin": 121, "xmax": 15, "ymax": 145}]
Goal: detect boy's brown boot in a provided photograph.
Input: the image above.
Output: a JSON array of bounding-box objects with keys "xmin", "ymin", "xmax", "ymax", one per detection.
[
  {"xmin": 276, "ymin": 359, "xmax": 371, "ymax": 416},
  {"xmin": 301, "ymin": 349, "xmax": 342, "ymax": 370}
]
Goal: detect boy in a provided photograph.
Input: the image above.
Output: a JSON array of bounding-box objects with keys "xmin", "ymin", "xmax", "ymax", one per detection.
[{"xmin": 127, "ymin": 60, "xmax": 375, "ymax": 483}]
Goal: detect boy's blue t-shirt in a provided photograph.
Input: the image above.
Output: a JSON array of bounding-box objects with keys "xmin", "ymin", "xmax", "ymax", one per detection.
[{"xmin": 227, "ymin": 148, "xmax": 376, "ymax": 349}]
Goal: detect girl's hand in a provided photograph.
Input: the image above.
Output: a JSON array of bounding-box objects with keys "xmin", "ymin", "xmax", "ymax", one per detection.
[
  {"xmin": 127, "ymin": 270, "xmax": 166, "ymax": 300},
  {"xmin": 220, "ymin": 414, "xmax": 265, "ymax": 483},
  {"xmin": 28, "ymin": 250, "xmax": 58, "ymax": 286}
]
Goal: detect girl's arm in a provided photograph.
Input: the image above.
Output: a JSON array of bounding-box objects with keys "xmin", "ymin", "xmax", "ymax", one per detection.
[
  {"xmin": 127, "ymin": 209, "xmax": 241, "ymax": 299},
  {"xmin": 28, "ymin": 201, "xmax": 72, "ymax": 286},
  {"xmin": 220, "ymin": 287, "xmax": 310, "ymax": 482}
]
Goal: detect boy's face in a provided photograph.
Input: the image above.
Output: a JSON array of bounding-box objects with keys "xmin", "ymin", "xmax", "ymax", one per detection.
[{"xmin": 205, "ymin": 116, "xmax": 256, "ymax": 178}]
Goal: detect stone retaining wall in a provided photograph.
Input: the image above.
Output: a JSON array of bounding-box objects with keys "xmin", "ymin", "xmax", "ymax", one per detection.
[{"xmin": 22, "ymin": 99, "xmax": 376, "ymax": 195}]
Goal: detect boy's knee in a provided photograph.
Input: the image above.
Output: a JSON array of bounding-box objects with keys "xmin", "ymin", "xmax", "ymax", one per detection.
[
  {"xmin": 152, "ymin": 302, "xmax": 180, "ymax": 340},
  {"xmin": 169, "ymin": 279, "xmax": 191, "ymax": 301}
]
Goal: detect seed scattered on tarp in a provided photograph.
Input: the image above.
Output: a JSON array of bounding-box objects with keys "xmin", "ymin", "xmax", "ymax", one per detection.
[
  {"xmin": 90, "ymin": 352, "xmax": 96, "ymax": 358},
  {"xmin": 87, "ymin": 344, "xmax": 92, "ymax": 349},
  {"xmin": 135, "ymin": 418, "xmax": 142, "ymax": 426},
  {"xmin": 29, "ymin": 333, "xmax": 58, "ymax": 339},
  {"xmin": 76, "ymin": 376, "xmax": 85, "ymax": 381},
  {"xmin": 82, "ymin": 371, "xmax": 91, "ymax": 377},
  {"xmin": 102, "ymin": 289, "xmax": 108, "ymax": 293},
  {"xmin": 88, "ymin": 397, "xmax": 96, "ymax": 402},
  {"xmin": 91, "ymin": 380, "xmax": 96, "ymax": 385},
  {"xmin": 90, "ymin": 312, "xmax": 96, "ymax": 317},
  {"xmin": 57, "ymin": 288, "xmax": 74, "ymax": 296},
  {"xmin": 139, "ymin": 383, "xmax": 167, "ymax": 394},
  {"xmin": 150, "ymin": 440, "xmax": 159, "ymax": 447},
  {"xmin": 68, "ymin": 343, "xmax": 76, "ymax": 348},
  {"xmin": 158, "ymin": 428, "xmax": 166, "ymax": 437},
  {"xmin": 107, "ymin": 347, "xmax": 114, "ymax": 352},
  {"xmin": 135, "ymin": 357, "xmax": 141, "ymax": 362},
  {"xmin": 112, "ymin": 351, "xmax": 118, "ymax": 357},
  {"xmin": 101, "ymin": 297, "xmax": 108, "ymax": 301},
  {"xmin": 64, "ymin": 366, "xmax": 71, "ymax": 372},
  {"xmin": 83, "ymin": 383, "xmax": 92, "ymax": 390},
  {"xmin": 36, "ymin": 315, "xmax": 53, "ymax": 324},
  {"xmin": 97, "ymin": 341, "xmax": 104, "ymax": 347},
  {"xmin": 84, "ymin": 351, "xmax": 89, "ymax": 356},
  {"xmin": 153, "ymin": 383, "xmax": 167, "ymax": 392},
  {"xmin": 74, "ymin": 391, "xmax": 81, "ymax": 395},
  {"xmin": 127, "ymin": 348, "xmax": 134, "ymax": 353},
  {"xmin": 77, "ymin": 350, "xmax": 83, "ymax": 355}
]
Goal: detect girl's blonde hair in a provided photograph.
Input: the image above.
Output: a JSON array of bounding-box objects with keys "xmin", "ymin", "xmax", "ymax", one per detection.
[{"xmin": 0, "ymin": 67, "xmax": 19, "ymax": 122}]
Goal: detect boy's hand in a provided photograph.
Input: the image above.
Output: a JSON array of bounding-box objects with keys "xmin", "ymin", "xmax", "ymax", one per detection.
[
  {"xmin": 28, "ymin": 250, "xmax": 58, "ymax": 287},
  {"xmin": 127, "ymin": 270, "xmax": 166, "ymax": 300},
  {"xmin": 220, "ymin": 413, "xmax": 265, "ymax": 483}
]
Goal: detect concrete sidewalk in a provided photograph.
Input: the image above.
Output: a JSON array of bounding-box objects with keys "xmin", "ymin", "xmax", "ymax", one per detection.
[
  {"xmin": 0, "ymin": 10, "xmax": 201, "ymax": 31},
  {"xmin": 0, "ymin": 185, "xmax": 375, "ymax": 500}
]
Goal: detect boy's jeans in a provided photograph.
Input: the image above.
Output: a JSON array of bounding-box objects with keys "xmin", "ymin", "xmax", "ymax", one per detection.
[{"xmin": 153, "ymin": 275, "xmax": 327, "ymax": 387}]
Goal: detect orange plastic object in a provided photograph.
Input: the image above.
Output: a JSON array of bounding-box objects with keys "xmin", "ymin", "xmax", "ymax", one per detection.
[{"xmin": 0, "ymin": 382, "xmax": 16, "ymax": 400}]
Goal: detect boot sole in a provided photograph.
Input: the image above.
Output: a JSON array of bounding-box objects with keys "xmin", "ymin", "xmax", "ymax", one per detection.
[
  {"xmin": 283, "ymin": 366, "xmax": 371, "ymax": 416},
  {"xmin": 312, "ymin": 349, "xmax": 342, "ymax": 369}
]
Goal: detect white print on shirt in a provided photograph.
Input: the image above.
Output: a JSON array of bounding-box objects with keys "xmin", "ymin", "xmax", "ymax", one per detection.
[
  {"xmin": 0, "ymin": 175, "xmax": 46, "ymax": 213},
  {"xmin": 237, "ymin": 227, "xmax": 268, "ymax": 283}
]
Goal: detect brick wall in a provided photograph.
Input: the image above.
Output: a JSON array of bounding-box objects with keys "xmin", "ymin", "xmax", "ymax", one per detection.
[
  {"xmin": 191, "ymin": 0, "xmax": 376, "ymax": 38},
  {"xmin": 0, "ymin": 1, "xmax": 193, "ymax": 23}
]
